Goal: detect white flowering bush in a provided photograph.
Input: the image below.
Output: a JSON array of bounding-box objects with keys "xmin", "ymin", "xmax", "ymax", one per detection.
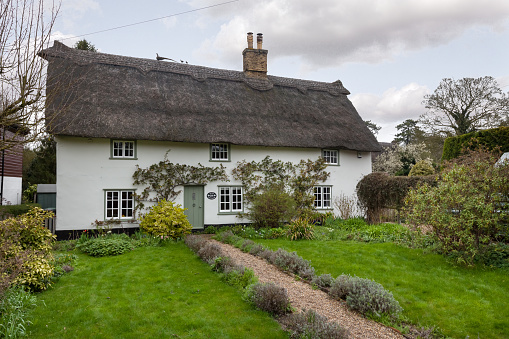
[{"xmin": 373, "ymin": 142, "xmax": 430, "ymax": 176}]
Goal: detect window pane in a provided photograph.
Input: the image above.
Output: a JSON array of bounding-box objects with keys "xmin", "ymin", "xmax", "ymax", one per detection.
[
  {"xmin": 220, "ymin": 187, "xmax": 230, "ymax": 211},
  {"xmin": 212, "ymin": 143, "xmax": 228, "ymax": 160},
  {"xmin": 124, "ymin": 142, "xmax": 134, "ymax": 157},
  {"xmin": 113, "ymin": 142, "xmax": 122, "ymax": 157}
]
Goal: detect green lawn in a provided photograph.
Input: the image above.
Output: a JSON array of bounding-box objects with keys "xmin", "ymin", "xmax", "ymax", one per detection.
[
  {"xmin": 29, "ymin": 243, "xmax": 288, "ymax": 338},
  {"xmin": 257, "ymin": 239, "xmax": 509, "ymax": 339}
]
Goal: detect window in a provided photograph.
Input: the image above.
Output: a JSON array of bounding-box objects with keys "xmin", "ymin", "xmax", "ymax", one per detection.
[
  {"xmin": 322, "ymin": 149, "xmax": 339, "ymax": 165},
  {"xmin": 111, "ymin": 140, "xmax": 136, "ymax": 159},
  {"xmin": 105, "ymin": 190, "xmax": 135, "ymax": 219},
  {"xmin": 313, "ymin": 186, "xmax": 331, "ymax": 209},
  {"xmin": 210, "ymin": 143, "xmax": 229, "ymax": 161},
  {"xmin": 219, "ymin": 186, "xmax": 243, "ymax": 213}
]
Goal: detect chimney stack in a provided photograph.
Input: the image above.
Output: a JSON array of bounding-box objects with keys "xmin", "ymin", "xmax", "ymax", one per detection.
[{"xmin": 242, "ymin": 32, "xmax": 268, "ymax": 79}]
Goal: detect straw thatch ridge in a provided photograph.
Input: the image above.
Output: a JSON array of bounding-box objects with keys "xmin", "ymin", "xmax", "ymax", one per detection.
[{"xmin": 40, "ymin": 41, "xmax": 380, "ymax": 152}]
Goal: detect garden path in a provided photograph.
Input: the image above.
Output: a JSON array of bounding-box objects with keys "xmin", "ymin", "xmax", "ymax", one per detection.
[{"xmin": 208, "ymin": 238, "xmax": 403, "ymax": 339}]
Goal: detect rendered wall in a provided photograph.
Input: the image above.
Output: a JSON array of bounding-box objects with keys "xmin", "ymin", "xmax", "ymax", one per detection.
[
  {"xmin": 55, "ymin": 136, "xmax": 372, "ymax": 231},
  {"xmin": 0, "ymin": 177, "xmax": 22, "ymax": 205}
]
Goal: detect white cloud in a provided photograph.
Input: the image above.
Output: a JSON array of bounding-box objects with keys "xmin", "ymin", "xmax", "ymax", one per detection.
[
  {"xmin": 188, "ymin": 0, "xmax": 509, "ymax": 69},
  {"xmin": 60, "ymin": 0, "xmax": 101, "ymax": 30},
  {"xmin": 350, "ymin": 83, "xmax": 430, "ymax": 142},
  {"xmin": 162, "ymin": 17, "xmax": 178, "ymax": 29},
  {"xmin": 50, "ymin": 31, "xmax": 80, "ymax": 48}
]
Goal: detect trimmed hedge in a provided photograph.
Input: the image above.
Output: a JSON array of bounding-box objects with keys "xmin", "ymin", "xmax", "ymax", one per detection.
[
  {"xmin": 0, "ymin": 204, "xmax": 41, "ymax": 218},
  {"xmin": 356, "ymin": 172, "xmax": 437, "ymax": 224},
  {"xmin": 442, "ymin": 126, "xmax": 509, "ymax": 161}
]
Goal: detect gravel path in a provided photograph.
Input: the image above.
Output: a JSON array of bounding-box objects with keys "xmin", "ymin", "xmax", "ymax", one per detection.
[{"xmin": 209, "ymin": 239, "xmax": 403, "ymax": 339}]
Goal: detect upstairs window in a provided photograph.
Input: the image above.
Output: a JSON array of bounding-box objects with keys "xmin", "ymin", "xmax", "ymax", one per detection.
[
  {"xmin": 111, "ymin": 140, "xmax": 136, "ymax": 159},
  {"xmin": 322, "ymin": 149, "xmax": 339, "ymax": 165},
  {"xmin": 210, "ymin": 143, "xmax": 230, "ymax": 161},
  {"xmin": 105, "ymin": 190, "xmax": 135, "ymax": 219},
  {"xmin": 314, "ymin": 186, "xmax": 331, "ymax": 209},
  {"xmin": 219, "ymin": 186, "xmax": 243, "ymax": 213}
]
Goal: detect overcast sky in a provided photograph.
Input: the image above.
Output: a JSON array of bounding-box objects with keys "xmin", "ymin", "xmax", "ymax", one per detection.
[{"xmin": 52, "ymin": 0, "xmax": 509, "ymax": 142}]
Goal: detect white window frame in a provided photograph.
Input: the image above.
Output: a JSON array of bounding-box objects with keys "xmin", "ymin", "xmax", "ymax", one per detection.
[
  {"xmin": 322, "ymin": 149, "xmax": 339, "ymax": 165},
  {"xmin": 314, "ymin": 186, "xmax": 332, "ymax": 209},
  {"xmin": 105, "ymin": 190, "xmax": 135, "ymax": 219},
  {"xmin": 112, "ymin": 140, "xmax": 136, "ymax": 159},
  {"xmin": 210, "ymin": 143, "xmax": 230, "ymax": 161},
  {"xmin": 219, "ymin": 186, "xmax": 243, "ymax": 213}
]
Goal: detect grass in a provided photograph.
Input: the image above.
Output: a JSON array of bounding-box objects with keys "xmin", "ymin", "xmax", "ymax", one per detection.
[
  {"xmin": 256, "ymin": 239, "xmax": 509, "ymax": 339},
  {"xmin": 29, "ymin": 242, "xmax": 288, "ymax": 338}
]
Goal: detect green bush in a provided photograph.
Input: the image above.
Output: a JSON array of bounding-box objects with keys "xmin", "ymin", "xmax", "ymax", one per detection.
[
  {"xmin": 329, "ymin": 275, "xmax": 402, "ymax": 317},
  {"xmin": 356, "ymin": 172, "xmax": 437, "ymax": 224},
  {"xmin": 282, "ymin": 309, "xmax": 349, "ymax": 339},
  {"xmin": 0, "ymin": 203, "xmax": 41, "ymax": 219},
  {"xmin": 311, "ymin": 274, "xmax": 334, "ymax": 289},
  {"xmin": 442, "ymin": 126, "xmax": 509, "ymax": 161},
  {"xmin": 222, "ymin": 267, "xmax": 257, "ymax": 290},
  {"xmin": 139, "ymin": 200, "xmax": 192, "ymax": 239},
  {"xmin": 0, "ymin": 207, "xmax": 56, "ymax": 292},
  {"xmin": 404, "ymin": 149, "xmax": 509, "ymax": 265},
  {"xmin": 286, "ymin": 218, "xmax": 315, "ymax": 240},
  {"xmin": 0, "ymin": 286, "xmax": 37, "ymax": 338},
  {"xmin": 77, "ymin": 234, "xmax": 134, "ymax": 257},
  {"xmin": 271, "ymin": 249, "xmax": 315, "ymax": 280},
  {"xmin": 246, "ymin": 186, "xmax": 297, "ymax": 228},
  {"xmin": 244, "ymin": 282, "xmax": 292, "ymax": 316},
  {"xmin": 408, "ymin": 159, "xmax": 435, "ymax": 177}
]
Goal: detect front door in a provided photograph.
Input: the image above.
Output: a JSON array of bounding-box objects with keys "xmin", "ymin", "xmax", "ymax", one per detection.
[{"xmin": 184, "ymin": 186, "xmax": 204, "ymax": 229}]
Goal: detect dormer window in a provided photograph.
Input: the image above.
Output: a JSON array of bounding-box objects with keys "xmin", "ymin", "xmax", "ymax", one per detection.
[
  {"xmin": 322, "ymin": 149, "xmax": 339, "ymax": 165},
  {"xmin": 111, "ymin": 140, "xmax": 136, "ymax": 159},
  {"xmin": 210, "ymin": 143, "xmax": 230, "ymax": 162}
]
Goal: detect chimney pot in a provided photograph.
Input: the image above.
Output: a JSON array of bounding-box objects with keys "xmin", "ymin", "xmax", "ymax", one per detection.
[
  {"xmin": 247, "ymin": 32, "xmax": 253, "ymax": 49},
  {"xmin": 257, "ymin": 33, "xmax": 263, "ymax": 49}
]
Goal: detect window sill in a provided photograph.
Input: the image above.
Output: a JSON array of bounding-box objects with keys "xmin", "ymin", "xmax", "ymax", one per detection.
[
  {"xmin": 109, "ymin": 157, "xmax": 138, "ymax": 160},
  {"xmin": 218, "ymin": 211, "xmax": 242, "ymax": 215}
]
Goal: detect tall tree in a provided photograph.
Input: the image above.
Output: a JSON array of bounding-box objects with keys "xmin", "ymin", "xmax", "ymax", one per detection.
[
  {"xmin": 393, "ymin": 119, "xmax": 423, "ymax": 145},
  {"xmin": 0, "ymin": 0, "xmax": 60, "ymax": 150},
  {"xmin": 364, "ymin": 120, "xmax": 381, "ymax": 137},
  {"xmin": 23, "ymin": 136, "xmax": 56, "ymax": 190},
  {"xmin": 420, "ymin": 76, "xmax": 509, "ymax": 136},
  {"xmin": 74, "ymin": 39, "xmax": 97, "ymax": 52}
]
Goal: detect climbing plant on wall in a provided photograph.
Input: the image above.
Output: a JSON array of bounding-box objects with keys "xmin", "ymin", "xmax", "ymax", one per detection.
[
  {"xmin": 232, "ymin": 156, "xmax": 330, "ymax": 218},
  {"xmin": 132, "ymin": 151, "xmax": 229, "ymax": 212}
]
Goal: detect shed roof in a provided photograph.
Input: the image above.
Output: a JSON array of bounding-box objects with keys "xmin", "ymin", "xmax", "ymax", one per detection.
[{"xmin": 40, "ymin": 41, "xmax": 380, "ymax": 152}]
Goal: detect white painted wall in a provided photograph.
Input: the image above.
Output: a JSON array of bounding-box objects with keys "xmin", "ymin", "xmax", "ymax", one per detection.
[
  {"xmin": 0, "ymin": 177, "xmax": 22, "ymax": 205},
  {"xmin": 55, "ymin": 136, "xmax": 372, "ymax": 231}
]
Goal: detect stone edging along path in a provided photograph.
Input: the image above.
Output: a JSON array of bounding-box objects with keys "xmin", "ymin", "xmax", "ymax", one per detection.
[{"xmin": 207, "ymin": 238, "xmax": 403, "ymax": 339}]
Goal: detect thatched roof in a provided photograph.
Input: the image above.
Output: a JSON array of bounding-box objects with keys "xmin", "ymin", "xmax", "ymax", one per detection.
[{"xmin": 39, "ymin": 41, "xmax": 380, "ymax": 152}]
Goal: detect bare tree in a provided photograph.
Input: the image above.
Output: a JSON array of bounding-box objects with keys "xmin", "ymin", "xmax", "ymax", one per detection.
[
  {"xmin": 420, "ymin": 77, "xmax": 509, "ymax": 136},
  {"xmin": 0, "ymin": 0, "xmax": 60, "ymax": 150}
]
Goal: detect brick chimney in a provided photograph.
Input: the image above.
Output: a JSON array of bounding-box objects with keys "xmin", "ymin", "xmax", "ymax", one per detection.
[{"xmin": 242, "ymin": 32, "xmax": 268, "ymax": 79}]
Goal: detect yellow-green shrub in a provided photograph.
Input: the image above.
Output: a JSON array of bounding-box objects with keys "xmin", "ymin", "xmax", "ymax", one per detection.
[
  {"xmin": 139, "ymin": 200, "xmax": 192, "ymax": 239},
  {"xmin": 0, "ymin": 207, "xmax": 56, "ymax": 292}
]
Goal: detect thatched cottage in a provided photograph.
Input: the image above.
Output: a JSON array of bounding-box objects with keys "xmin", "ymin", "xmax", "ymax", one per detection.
[{"xmin": 39, "ymin": 33, "xmax": 380, "ymax": 235}]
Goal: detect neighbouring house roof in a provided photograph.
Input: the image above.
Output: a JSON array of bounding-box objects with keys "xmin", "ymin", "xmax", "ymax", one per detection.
[{"xmin": 39, "ymin": 41, "xmax": 380, "ymax": 152}]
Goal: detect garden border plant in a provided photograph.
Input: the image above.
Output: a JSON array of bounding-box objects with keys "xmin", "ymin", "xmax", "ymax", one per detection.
[{"xmin": 184, "ymin": 234, "xmax": 349, "ymax": 338}]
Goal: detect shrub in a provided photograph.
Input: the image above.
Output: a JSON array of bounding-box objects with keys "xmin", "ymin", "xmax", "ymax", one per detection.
[
  {"xmin": 442, "ymin": 126, "xmax": 509, "ymax": 161},
  {"xmin": 222, "ymin": 267, "xmax": 258, "ymax": 290},
  {"xmin": 77, "ymin": 234, "xmax": 134, "ymax": 257},
  {"xmin": 184, "ymin": 234, "xmax": 208, "ymax": 253},
  {"xmin": 197, "ymin": 242, "xmax": 222, "ymax": 264},
  {"xmin": 240, "ymin": 239, "xmax": 255, "ymax": 252},
  {"xmin": 246, "ymin": 186, "xmax": 297, "ymax": 228},
  {"xmin": 311, "ymin": 274, "xmax": 334, "ymax": 289},
  {"xmin": 244, "ymin": 282, "xmax": 292, "ymax": 316},
  {"xmin": 282, "ymin": 309, "xmax": 349, "ymax": 339},
  {"xmin": 0, "ymin": 208, "xmax": 56, "ymax": 292},
  {"xmin": 249, "ymin": 244, "xmax": 265, "ymax": 256},
  {"xmin": 139, "ymin": 200, "xmax": 192, "ymax": 240},
  {"xmin": 329, "ymin": 275, "xmax": 402, "ymax": 317},
  {"xmin": 286, "ymin": 218, "xmax": 315, "ymax": 240},
  {"xmin": 357, "ymin": 172, "xmax": 437, "ymax": 224},
  {"xmin": 211, "ymin": 256, "xmax": 237, "ymax": 273},
  {"xmin": 272, "ymin": 249, "xmax": 315, "ymax": 280},
  {"xmin": 404, "ymin": 149, "xmax": 509, "ymax": 265},
  {"xmin": 408, "ymin": 159, "xmax": 435, "ymax": 176},
  {"xmin": 333, "ymin": 193, "xmax": 360, "ymax": 220},
  {"xmin": 0, "ymin": 203, "xmax": 41, "ymax": 219},
  {"xmin": 0, "ymin": 286, "xmax": 37, "ymax": 338}
]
